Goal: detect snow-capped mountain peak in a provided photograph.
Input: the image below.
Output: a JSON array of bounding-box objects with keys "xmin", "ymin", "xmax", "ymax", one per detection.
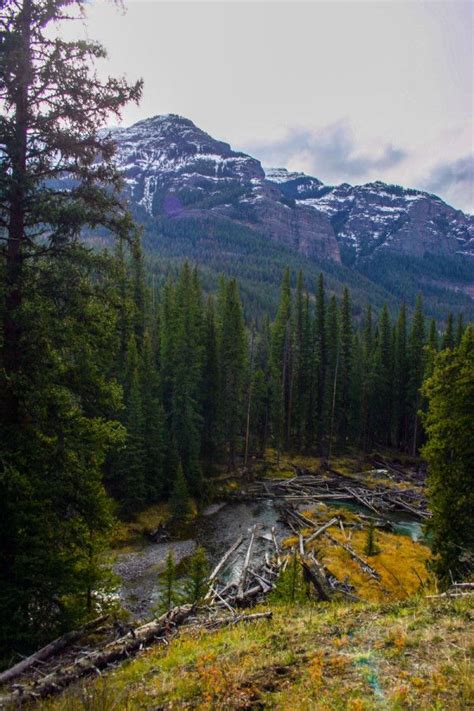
[{"xmin": 108, "ymin": 114, "xmax": 473, "ymax": 262}]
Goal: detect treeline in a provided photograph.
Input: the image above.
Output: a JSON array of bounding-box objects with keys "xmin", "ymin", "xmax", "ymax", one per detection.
[
  {"xmin": 109, "ymin": 244, "xmax": 249, "ymax": 513},
  {"xmin": 267, "ymin": 270, "xmax": 467, "ymax": 459},
  {"xmin": 109, "ymin": 254, "xmax": 469, "ymax": 519}
]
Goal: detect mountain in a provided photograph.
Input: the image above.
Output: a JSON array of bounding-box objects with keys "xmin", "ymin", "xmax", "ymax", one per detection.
[
  {"xmin": 107, "ymin": 114, "xmax": 474, "ymax": 319},
  {"xmin": 269, "ymin": 171, "xmax": 473, "ymax": 263}
]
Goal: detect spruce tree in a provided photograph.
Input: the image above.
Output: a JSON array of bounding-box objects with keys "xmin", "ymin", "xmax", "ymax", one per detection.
[
  {"xmin": 270, "ymin": 269, "xmax": 293, "ymax": 459},
  {"xmin": 171, "ymin": 264, "xmax": 203, "ymax": 494},
  {"xmin": 119, "ymin": 362, "xmax": 147, "ymax": 515},
  {"xmin": 428, "ymin": 319, "xmax": 439, "ymax": 352},
  {"xmin": 218, "ymin": 279, "xmax": 247, "ymax": 468},
  {"xmin": 293, "ymin": 274, "xmax": 312, "ymax": 450},
  {"xmin": 360, "ymin": 305, "xmax": 375, "ymax": 451},
  {"xmin": 408, "ymin": 295, "xmax": 426, "ymax": 455},
  {"xmin": 157, "ymin": 550, "xmax": 178, "ymax": 614},
  {"xmin": 170, "ymin": 462, "xmax": 191, "ymax": 524},
  {"xmin": 314, "ymin": 274, "xmax": 327, "ymax": 453},
  {"xmin": 422, "ymin": 326, "xmax": 474, "ymax": 584},
  {"xmin": 141, "ymin": 330, "xmax": 166, "ymax": 501},
  {"xmin": 442, "ymin": 313, "xmax": 455, "ymax": 350},
  {"xmin": 201, "ymin": 297, "xmax": 220, "ymax": 465},
  {"xmin": 337, "ymin": 288, "xmax": 353, "ymax": 447},
  {"xmin": 455, "ymin": 314, "xmax": 465, "ymax": 346},
  {"xmin": 373, "ymin": 305, "xmax": 393, "ymax": 445},
  {"xmin": 394, "ymin": 304, "xmax": 408, "ymax": 449},
  {"xmin": 183, "ymin": 546, "xmax": 209, "ymax": 604},
  {"xmin": 325, "ymin": 294, "xmax": 340, "ymax": 459}
]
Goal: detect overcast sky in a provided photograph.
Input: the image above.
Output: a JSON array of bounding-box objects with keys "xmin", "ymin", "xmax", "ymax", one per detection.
[{"xmin": 73, "ymin": 1, "xmax": 473, "ymax": 211}]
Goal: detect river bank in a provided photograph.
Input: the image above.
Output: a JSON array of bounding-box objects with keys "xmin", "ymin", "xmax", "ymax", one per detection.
[{"xmin": 112, "ymin": 452, "xmax": 432, "ymax": 617}]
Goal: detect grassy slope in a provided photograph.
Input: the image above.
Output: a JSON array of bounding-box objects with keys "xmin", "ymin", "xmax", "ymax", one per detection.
[{"xmin": 40, "ymin": 597, "xmax": 473, "ymax": 710}]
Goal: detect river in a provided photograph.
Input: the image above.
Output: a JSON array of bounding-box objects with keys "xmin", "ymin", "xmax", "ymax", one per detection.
[{"xmin": 113, "ymin": 497, "xmax": 424, "ymax": 618}]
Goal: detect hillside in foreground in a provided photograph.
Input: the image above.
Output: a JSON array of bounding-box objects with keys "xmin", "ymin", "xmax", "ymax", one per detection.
[{"xmin": 38, "ymin": 597, "xmax": 473, "ymax": 710}]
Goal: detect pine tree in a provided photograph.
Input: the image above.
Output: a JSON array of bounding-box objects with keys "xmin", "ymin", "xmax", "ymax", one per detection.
[
  {"xmin": 408, "ymin": 295, "xmax": 426, "ymax": 455},
  {"xmin": 422, "ymin": 326, "xmax": 474, "ymax": 584},
  {"xmin": 218, "ymin": 279, "xmax": 247, "ymax": 468},
  {"xmin": 394, "ymin": 304, "xmax": 408, "ymax": 450},
  {"xmin": 141, "ymin": 330, "xmax": 166, "ymax": 500},
  {"xmin": 442, "ymin": 313, "xmax": 455, "ymax": 350},
  {"xmin": 183, "ymin": 546, "xmax": 209, "ymax": 604},
  {"xmin": 337, "ymin": 288, "xmax": 353, "ymax": 447},
  {"xmin": 201, "ymin": 297, "xmax": 220, "ymax": 465},
  {"xmin": 170, "ymin": 462, "xmax": 191, "ymax": 524},
  {"xmin": 314, "ymin": 274, "xmax": 327, "ymax": 453},
  {"xmin": 270, "ymin": 269, "xmax": 293, "ymax": 459}
]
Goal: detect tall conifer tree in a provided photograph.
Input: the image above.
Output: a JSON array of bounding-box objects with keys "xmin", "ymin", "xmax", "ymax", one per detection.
[
  {"xmin": 270, "ymin": 269, "xmax": 292, "ymax": 458},
  {"xmin": 218, "ymin": 279, "xmax": 247, "ymax": 468},
  {"xmin": 408, "ymin": 294, "xmax": 426, "ymax": 455}
]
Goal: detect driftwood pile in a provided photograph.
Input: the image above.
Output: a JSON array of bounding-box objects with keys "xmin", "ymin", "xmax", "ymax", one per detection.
[
  {"xmin": 236, "ymin": 467, "xmax": 430, "ymax": 521},
  {"xmin": 205, "ymin": 523, "xmax": 283, "ymax": 610},
  {"xmin": 0, "ymin": 527, "xmax": 283, "ymax": 706}
]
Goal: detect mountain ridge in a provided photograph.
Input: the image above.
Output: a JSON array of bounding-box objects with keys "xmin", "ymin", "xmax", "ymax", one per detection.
[{"xmin": 104, "ymin": 114, "xmax": 473, "ymax": 319}]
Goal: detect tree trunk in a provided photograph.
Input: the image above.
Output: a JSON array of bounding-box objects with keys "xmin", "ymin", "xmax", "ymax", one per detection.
[{"xmin": 2, "ymin": 0, "xmax": 32, "ymax": 425}]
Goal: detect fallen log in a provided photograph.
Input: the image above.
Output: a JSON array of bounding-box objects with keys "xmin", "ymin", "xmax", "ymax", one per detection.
[
  {"xmin": 271, "ymin": 526, "xmax": 281, "ymax": 565},
  {"xmin": 207, "ymin": 536, "xmax": 244, "ymax": 583},
  {"xmin": 324, "ymin": 533, "xmax": 381, "ymax": 581},
  {"xmin": 237, "ymin": 526, "xmax": 257, "ymax": 600},
  {"xmin": 305, "ymin": 517, "xmax": 339, "ymax": 545},
  {"xmin": 209, "ymin": 586, "xmax": 236, "ymax": 614},
  {"xmin": 392, "ymin": 497, "xmax": 430, "ymax": 519},
  {"xmin": 299, "ymin": 534, "xmax": 305, "ymax": 557},
  {"xmin": 345, "ymin": 487, "xmax": 381, "ymax": 515},
  {"xmin": 0, "ymin": 614, "xmax": 109, "ymax": 686},
  {"xmin": 206, "ymin": 611, "xmax": 273, "ymax": 629},
  {"xmin": 1, "ymin": 606, "xmax": 193, "ymax": 705},
  {"xmin": 426, "ymin": 591, "xmax": 474, "ymax": 600}
]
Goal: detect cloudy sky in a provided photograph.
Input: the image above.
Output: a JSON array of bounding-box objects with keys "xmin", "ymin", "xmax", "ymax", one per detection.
[{"xmin": 74, "ymin": 0, "xmax": 472, "ymax": 211}]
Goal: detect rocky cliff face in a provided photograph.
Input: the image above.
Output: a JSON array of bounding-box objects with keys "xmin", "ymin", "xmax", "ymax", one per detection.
[
  {"xmin": 109, "ymin": 114, "xmax": 473, "ymax": 266},
  {"xmin": 270, "ymin": 174, "xmax": 474, "ymax": 262}
]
